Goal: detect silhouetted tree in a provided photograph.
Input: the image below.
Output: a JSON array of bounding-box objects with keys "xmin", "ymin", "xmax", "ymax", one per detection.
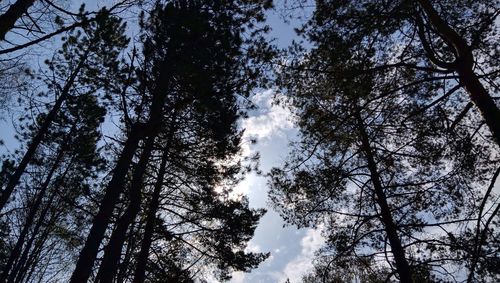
[
  {"xmin": 1, "ymin": 91, "xmax": 106, "ymax": 282},
  {"xmin": 270, "ymin": 32, "xmax": 499, "ymax": 281},
  {"xmin": 284, "ymin": 0, "xmax": 499, "ymax": 146},
  {"xmin": 70, "ymin": 1, "xmax": 272, "ymax": 282},
  {"xmin": 0, "ymin": 10, "xmax": 128, "ymax": 212}
]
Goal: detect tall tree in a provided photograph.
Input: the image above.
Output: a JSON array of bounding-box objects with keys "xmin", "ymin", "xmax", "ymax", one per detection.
[
  {"xmin": 70, "ymin": 1, "xmax": 272, "ymax": 281},
  {"xmin": 270, "ymin": 31, "xmax": 499, "ymax": 280},
  {"xmin": 0, "ymin": 10, "xmax": 128, "ymax": 212},
  {"xmin": 287, "ymin": 0, "xmax": 500, "ymax": 146},
  {"xmin": 1, "ymin": 91, "xmax": 107, "ymax": 282}
]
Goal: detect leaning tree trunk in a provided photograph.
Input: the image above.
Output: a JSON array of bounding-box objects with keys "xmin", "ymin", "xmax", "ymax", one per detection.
[
  {"xmin": 8, "ymin": 159, "xmax": 73, "ymax": 283},
  {"xmin": 14, "ymin": 204, "xmax": 63, "ymax": 283},
  {"xmin": 116, "ymin": 221, "xmax": 140, "ymax": 283},
  {"xmin": 94, "ymin": 134, "xmax": 157, "ymax": 283},
  {"xmin": 132, "ymin": 120, "xmax": 176, "ymax": 283},
  {"xmin": 0, "ymin": 0, "xmax": 37, "ymax": 40},
  {"xmin": 0, "ymin": 140, "xmax": 68, "ymax": 281},
  {"xmin": 69, "ymin": 64, "xmax": 169, "ymax": 283},
  {"xmin": 68, "ymin": 124, "xmax": 145, "ymax": 283},
  {"xmin": 356, "ymin": 110, "xmax": 413, "ymax": 282},
  {"xmin": 0, "ymin": 49, "xmax": 89, "ymax": 212},
  {"xmin": 416, "ymin": 0, "xmax": 500, "ymax": 147},
  {"xmin": 95, "ymin": 97, "xmax": 177, "ymax": 283}
]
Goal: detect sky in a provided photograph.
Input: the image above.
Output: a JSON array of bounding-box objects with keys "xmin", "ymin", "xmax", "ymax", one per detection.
[
  {"xmin": 229, "ymin": 89, "xmax": 323, "ymax": 283},
  {"xmin": 228, "ymin": 5, "xmax": 324, "ymax": 282},
  {"xmin": 0, "ymin": 1, "xmax": 323, "ymax": 282}
]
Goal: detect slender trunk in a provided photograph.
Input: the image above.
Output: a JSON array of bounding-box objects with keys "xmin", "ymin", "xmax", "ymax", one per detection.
[
  {"xmin": 69, "ymin": 125, "xmax": 144, "ymax": 283},
  {"xmin": 15, "ymin": 206, "xmax": 63, "ymax": 283},
  {"xmin": 133, "ymin": 121, "xmax": 176, "ymax": 283},
  {"xmin": 0, "ymin": 140, "xmax": 67, "ymax": 281},
  {"xmin": 71, "ymin": 57, "xmax": 170, "ymax": 283},
  {"xmin": 467, "ymin": 168, "xmax": 500, "ymax": 282},
  {"xmin": 9, "ymin": 171, "xmax": 68, "ymax": 283},
  {"xmin": 94, "ymin": 134, "xmax": 156, "ymax": 283},
  {"xmin": 115, "ymin": 221, "xmax": 139, "ymax": 283},
  {"xmin": 9, "ymin": 193, "xmax": 57, "ymax": 283},
  {"xmin": 416, "ymin": 0, "xmax": 500, "ymax": 146},
  {"xmin": 0, "ymin": 50, "xmax": 89, "ymax": 212},
  {"xmin": 356, "ymin": 110, "xmax": 413, "ymax": 282},
  {"xmin": 0, "ymin": 0, "xmax": 36, "ymax": 40}
]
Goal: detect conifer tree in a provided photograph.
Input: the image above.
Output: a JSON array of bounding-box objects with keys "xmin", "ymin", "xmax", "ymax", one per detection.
[
  {"xmin": 71, "ymin": 1, "xmax": 272, "ymax": 282},
  {"xmin": 0, "ymin": 10, "xmax": 128, "ymax": 212},
  {"xmin": 286, "ymin": 0, "xmax": 499, "ymax": 146},
  {"xmin": 270, "ymin": 35, "xmax": 499, "ymax": 281}
]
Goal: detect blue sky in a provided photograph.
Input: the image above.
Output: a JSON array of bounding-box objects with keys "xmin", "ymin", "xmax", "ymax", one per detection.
[
  {"xmin": 229, "ymin": 89, "xmax": 323, "ymax": 283},
  {"xmin": 226, "ymin": 5, "xmax": 325, "ymax": 282}
]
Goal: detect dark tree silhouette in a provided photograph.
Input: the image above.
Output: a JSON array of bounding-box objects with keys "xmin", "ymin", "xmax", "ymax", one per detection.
[
  {"xmin": 270, "ymin": 29, "xmax": 499, "ymax": 281},
  {"xmin": 0, "ymin": 10, "xmax": 128, "ymax": 212},
  {"xmin": 285, "ymin": 0, "xmax": 499, "ymax": 146},
  {"xmin": 70, "ymin": 1, "xmax": 272, "ymax": 282}
]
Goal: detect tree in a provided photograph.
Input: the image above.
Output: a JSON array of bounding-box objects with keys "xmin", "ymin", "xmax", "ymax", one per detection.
[
  {"xmin": 302, "ymin": 256, "xmax": 389, "ymax": 283},
  {"xmin": 270, "ymin": 29, "xmax": 499, "ymax": 281},
  {"xmin": 286, "ymin": 0, "xmax": 500, "ymax": 146},
  {"xmin": 0, "ymin": 0, "xmax": 37, "ymax": 40},
  {"xmin": 70, "ymin": 1, "xmax": 272, "ymax": 282},
  {"xmin": 0, "ymin": 1, "xmax": 135, "ymax": 54},
  {"xmin": 0, "ymin": 9, "xmax": 128, "ymax": 212},
  {"xmin": 0, "ymin": 91, "xmax": 107, "ymax": 282}
]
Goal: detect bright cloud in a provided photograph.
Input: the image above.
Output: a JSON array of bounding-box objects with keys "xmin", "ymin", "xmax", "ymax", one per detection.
[
  {"xmin": 233, "ymin": 89, "xmax": 295, "ymax": 197},
  {"xmin": 280, "ymin": 226, "xmax": 325, "ymax": 282},
  {"xmin": 241, "ymin": 89, "xmax": 294, "ymax": 151}
]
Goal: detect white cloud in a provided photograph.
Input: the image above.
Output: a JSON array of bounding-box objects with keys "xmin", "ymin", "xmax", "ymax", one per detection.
[
  {"xmin": 231, "ymin": 272, "xmax": 246, "ymax": 283},
  {"xmin": 241, "ymin": 89, "xmax": 295, "ymax": 154},
  {"xmin": 280, "ymin": 226, "xmax": 325, "ymax": 282},
  {"xmin": 245, "ymin": 241, "xmax": 262, "ymax": 253},
  {"xmin": 232, "ymin": 89, "xmax": 295, "ymax": 197}
]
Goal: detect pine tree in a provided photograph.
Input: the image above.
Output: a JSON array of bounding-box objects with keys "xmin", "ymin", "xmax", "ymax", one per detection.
[
  {"xmin": 70, "ymin": 1, "xmax": 272, "ymax": 282},
  {"xmin": 0, "ymin": 9, "xmax": 128, "ymax": 212},
  {"xmin": 270, "ymin": 32, "xmax": 498, "ymax": 281},
  {"xmin": 287, "ymin": 0, "xmax": 499, "ymax": 146}
]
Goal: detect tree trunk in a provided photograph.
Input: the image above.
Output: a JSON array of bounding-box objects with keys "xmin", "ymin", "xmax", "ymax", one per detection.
[
  {"xmin": 0, "ymin": 0, "xmax": 36, "ymax": 40},
  {"xmin": 8, "ymin": 169, "xmax": 69, "ymax": 283},
  {"xmin": 115, "ymin": 221, "xmax": 139, "ymax": 283},
  {"xmin": 0, "ymin": 137, "xmax": 70, "ymax": 281},
  {"xmin": 416, "ymin": 0, "xmax": 500, "ymax": 146},
  {"xmin": 70, "ymin": 54, "xmax": 170, "ymax": 283},
  {"xmin": 95, "ymin": 106, "xmax": 176, "ymax": 283},
  {"xmin": 94, "ymin": 134, "xmax": 156, "ymax": 283},
  {"xmin": 14, "ymin": 206, "xmax": 63, "ymax": 283},
  {"xmin": 133, "ymin": 121, "xmax": 176, "ymax": 283},
  {"xmin": 0, "ymin": 50, "xmax": 89, "ymax": 212},
  {"xmin": 69, "ymin": 125, "xmax": 144, "ymax": 283},
  {"xmin": 356, "ymin": 110, "xmax": 413, "ymax": 282}
]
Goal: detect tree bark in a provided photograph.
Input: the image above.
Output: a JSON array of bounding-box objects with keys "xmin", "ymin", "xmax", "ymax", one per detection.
[
  {"xmin": 69, "ymin": 125, "xmax": 144, "ymax": 283},
  {"xmin": 94, "ymin": 134, "xmax": 156, "ymax": 283},
  {"xmin": 95, "ymin": 101, "xmax": 176, "ymax": 283},
  {"xmin": 416, "ymin": 0, "xmax": 500, "ymax": 146},
  {"xmin": 0, "ymin": 0, "xmax": 36, "ymax": 40},
  {"xmin": 356, "ymin": 110, "xmax": 413, "ymax": 282},
  {"xmin": 70, "ymin": 60, "xmax": 169, "ymax": 282}
]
